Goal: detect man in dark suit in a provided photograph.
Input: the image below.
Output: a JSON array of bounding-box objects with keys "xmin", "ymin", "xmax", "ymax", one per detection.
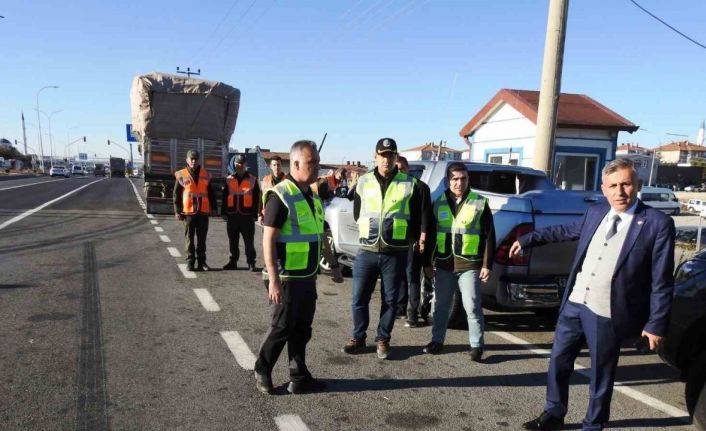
[{"xmin": 509, "ymin": 158, "xmax": 675, "ymax": 431}]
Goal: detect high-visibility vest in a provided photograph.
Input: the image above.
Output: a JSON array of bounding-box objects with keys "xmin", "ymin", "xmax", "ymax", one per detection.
[
  {"xmin": 262, "ymin": 173, "xmax": 286, "ymax": 193},
  {"xmin": 176, "ymin": 168, "xmax": 211, "ymax": 215},
  {"xmin": 226, "ymin": 173, "xmax": 256, "ymax": 215},
  {"xmin": 264, "ymin": 179, "xmax": 324, "ymax": 280},
  {"xmin": 434, "ymin": 191, "xmax": 486, "ymax": 261},
  {"xmin": 356, "ymin": 171, "xmax": 415, "ymax": 251}
]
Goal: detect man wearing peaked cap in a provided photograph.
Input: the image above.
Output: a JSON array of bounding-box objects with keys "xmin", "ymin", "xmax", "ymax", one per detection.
[
  {"xmin": 222, "ymin": 154, "xmax": 262, "ymax": 271},
  {"xmin": 342, "ymin": 138, "xmax": 429, "ymax": 360},
  {"xmin": 173, "ymin": 149, "xmax": 218, "ymax": 271}
]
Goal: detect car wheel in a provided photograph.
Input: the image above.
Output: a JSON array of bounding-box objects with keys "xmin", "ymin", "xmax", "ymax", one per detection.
[
  {"xmin": 674, "ymin": 208, "xmax": 681, "ymax": 216},
  {"xmin": 690, "ymin": 207, "xmax": 696, "ymax": 213},
  {"xmin": 686, "ymin": 350, "xmax": 706, "ymax": 417}
]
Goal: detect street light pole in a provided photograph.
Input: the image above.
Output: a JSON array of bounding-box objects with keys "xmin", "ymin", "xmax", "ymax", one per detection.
[
  {"xmin": 35, "ymin": 109, "xmax": 62, "ymax": 169},
  {"xmin": 35, "ymin": 85, "xmax": 59, "ymax": 173}
]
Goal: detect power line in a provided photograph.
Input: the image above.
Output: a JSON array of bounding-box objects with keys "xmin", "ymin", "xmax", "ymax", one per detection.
[
  {"xmin": 628, "ymin": 0, "xmax": 706, "ymax": 50},
  {"xmin": 192, "ymin": 0, "xmax": 241, "ymax": 63}
]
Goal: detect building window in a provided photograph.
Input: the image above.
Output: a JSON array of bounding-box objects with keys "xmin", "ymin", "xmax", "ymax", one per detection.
[
  {"xmin": 554, "ymin": 154, "xmax": 598, "ymax": 191},
  {"xmin": 487, "ymin": 152, "xmax": 521, "ymax": 165},
  {"xmin": 489, "ymin": 156, "xmax": 503, "ymax": 164}
]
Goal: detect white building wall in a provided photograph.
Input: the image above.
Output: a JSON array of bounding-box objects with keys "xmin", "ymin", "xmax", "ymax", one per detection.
[
  {"xmin": 468, "ymin": 104, "xmax": 537, "ymax": 165},
  {"xmin": 399, "ymin": 150, "xmax": 423, "ymax": 161}
]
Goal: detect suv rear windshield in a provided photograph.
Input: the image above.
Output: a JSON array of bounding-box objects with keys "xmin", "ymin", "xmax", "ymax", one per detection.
[{"xmin": 467, "ymin": 168, "xmax": 554, "ymax": 194}]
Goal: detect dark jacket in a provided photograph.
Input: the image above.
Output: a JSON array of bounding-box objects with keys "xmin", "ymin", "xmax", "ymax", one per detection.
[{"xmin": 518, "ymin": 200, "xmax": 675, "ymax": 338}]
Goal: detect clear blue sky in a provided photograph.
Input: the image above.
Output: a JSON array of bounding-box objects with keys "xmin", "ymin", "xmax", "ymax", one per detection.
[{"xmin": 2, "ymin": 0, "xmax": 705, "ymax": 164}]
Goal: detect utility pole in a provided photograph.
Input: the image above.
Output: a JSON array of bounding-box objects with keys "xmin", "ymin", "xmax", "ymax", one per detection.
[
  {"xmin": 534, "ymin": 0, "xmax": 569, "ymax": 176},
  {"xmin": 176, "ymin": 67, "xmax": 201, "ymax": 78},
  {"xmin": 21, "ymin": 111, "xmax": 28, "ymax": 155}
]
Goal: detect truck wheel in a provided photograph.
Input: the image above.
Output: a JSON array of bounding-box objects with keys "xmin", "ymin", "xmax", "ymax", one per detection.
[
  {"xmin": 145, "ymin": 201, "xmax": 155, "ymax": 214},
  {"xmin": 447, "ymin": 287, "xmax": 468, "ymax": 330},
  {"xmin": 686, "ymin": 350, "xmax": 706, "ymax": 416}
]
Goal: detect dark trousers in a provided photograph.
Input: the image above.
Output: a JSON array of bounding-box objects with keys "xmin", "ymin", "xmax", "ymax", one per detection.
[
  {"xmin": 396, "ymin": 246, "xmax": 423, "ymax": 320},
  {"xmin": 255, "ymin": 279, "xmax": 317, "ymax": 382},
  {"xmin": 183, "ymin": 214, "xmax": 209, "ymax": 264},
  {"xmin": 351, "ymin": 249, "xmax": 408, "ymax": 343},
  {"xmin": 226, "ymin": 213, "xmax": 256, "ymax": 264},
  {"xmin": 545, "ymin": 301, "xmax": 622, "ymax": 431}
]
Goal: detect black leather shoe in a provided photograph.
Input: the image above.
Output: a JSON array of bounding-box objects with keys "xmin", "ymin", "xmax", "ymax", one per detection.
[
  {"xmin": 248, "ymin": 263, "xmax": 258, "ymax": 272},
  {"xmin": 222, "ymin": 261, "xmax": 238, "ymax": 270},
  {"xmin": 195, "ymin": 263, "xmax": 210, "ymax": 272},
  {"xmin": 469, "ymin": 347, "xmax": 484, "ymax": 362},
  {"xmin": 254, "ymin": 372, "xmax": 273, "ymax": 394},
  {"xmin": 522, "ymin": 412, "xmax": 564, "ymax": 430},
  {"xmin": 287, "ymin": 377, "xmax": 326, "ymax": 394},
  {"xmin": 186, "ymin": 262, "xmax": 196, "ymax": 271}
]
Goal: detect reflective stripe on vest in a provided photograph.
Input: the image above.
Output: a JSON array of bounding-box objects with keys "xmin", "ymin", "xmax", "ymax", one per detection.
[
  {"xmin": 434, "ymin": 191, "xmax": 485, "ymax": 260},
  {"xmin": 176, "ymin": 168, "xmax": 211, "ymax": 215},
  {"xmin": 263, "ymin": 179, "xmax": 324, "ymax": 280},
  {"xmin": 356, "ymin": 171, "xmax": 414, "ymax": 250},
  {"xmin": 226, "ymin": 173, "xmax": 256, "ymax": 213}
]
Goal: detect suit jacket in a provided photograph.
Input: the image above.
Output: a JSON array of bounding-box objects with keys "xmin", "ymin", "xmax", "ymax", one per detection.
[{"xmin": 519, "ymin": 200, "xmax": 675, "ymax": 338}]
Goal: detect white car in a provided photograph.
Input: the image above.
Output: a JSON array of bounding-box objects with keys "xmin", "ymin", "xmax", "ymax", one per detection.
[
  {"xmin": 71, "ymin": 165, "xmax": 85, "ymax": 176},
  {"xmin": 49, "ymin": 166, "xmax": 66, "ymax": 177},
  {"xmin": 687, "ymin": 199, "xmax": 706, "ymax": 214}
]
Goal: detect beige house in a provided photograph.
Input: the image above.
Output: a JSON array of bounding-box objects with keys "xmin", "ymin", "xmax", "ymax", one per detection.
[
  {"xmin": 654, "ymin": 141, "xmax": 706, "ymax": 166},
  {"xmin": 399, "ymin": 142, "xmax": 464, "ymax": 162}
]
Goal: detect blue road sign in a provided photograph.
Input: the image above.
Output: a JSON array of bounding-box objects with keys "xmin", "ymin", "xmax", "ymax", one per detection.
[{"xmin": 126, "ymin": 124, "xmax": 138, "ymax": 142}]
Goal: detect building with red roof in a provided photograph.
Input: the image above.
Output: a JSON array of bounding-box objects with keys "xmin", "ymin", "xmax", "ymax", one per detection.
[{"xmin": 458, "ymin": 89, "xmax": 638, "ymax": 191}]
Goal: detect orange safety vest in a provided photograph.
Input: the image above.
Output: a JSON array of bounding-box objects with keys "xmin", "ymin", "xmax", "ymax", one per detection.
[
  {"xmin": 262, "ymin": 172, "xmax": 286, "ymax": 192},
  {"xmin": 176, "ymin": 168, "xmax": 211, "ymax": 215},
  {"xmin": 226, "ymin": 173, "xmax": 256, "ymax": 214}
]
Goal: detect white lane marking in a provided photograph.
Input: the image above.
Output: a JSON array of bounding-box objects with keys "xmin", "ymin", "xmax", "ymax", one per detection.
[
  {"xmin": 0, "ymin": 178, "xmax": 105, "ymax": 231},
  {"xmin": 150, "ymin": 220, "xmax": 158, "ymax": 225},
  {"xmin": 220, "ymin": 331, "xmax": 257, "ymax": 370},
  {"xmin": 274, "ymin": 415, "xmax": 311, "ymax": 431},
  {"xmin": 489, "ymin": 331, "xmax": 690, "ymax": 420},
  {"xmin": 159, "ymin": 235, "xmax": 171, "ymax": 243},
  {"xmin": 146, "ymin": 214, "xmax": 154, "ymax": 219},
  {"xmin": 154, "ymin": 226, "xmax": 164, "ymax": 232},
  {"xmin": 0, "ymin": 178, "xmax": 64, "ymax": 192},
  {"xmin": 127, "ymin": 178, "xmax": 146, "ymax": 211},
  {"xmin": 178, "ymin": 263, "xmax": 196, "ymax": 279},
  {"xmin": 167, "ymin": 247, "xmax": 181, "ymax": 257},
  {"xmin": 193, "ymin": 288, "xmax": 220, "ymax": 311}
]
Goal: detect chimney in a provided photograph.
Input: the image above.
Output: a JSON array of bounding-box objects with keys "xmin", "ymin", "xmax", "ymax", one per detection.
[
  {"xmin": 346, "ymin": 161, "xmax": 350, "ymax": 165},
  {"xmin": 357, "ymin": 161, "xmax": 361, "ymax": 167}
]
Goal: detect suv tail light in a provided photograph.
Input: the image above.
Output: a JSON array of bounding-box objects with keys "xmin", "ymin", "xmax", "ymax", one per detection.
[{"xmin": 495, "ymin": 223, "xmax": 534, "ymax": 266}]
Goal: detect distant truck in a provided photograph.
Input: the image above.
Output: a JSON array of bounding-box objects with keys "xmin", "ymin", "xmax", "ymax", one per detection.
[
  {"xmin": 129, "ymin": 72, "xmax": 240, "ymax": 214},
  {"xmin": 109, "ymin": 157, "xmax": 126, "ymax": 177}
]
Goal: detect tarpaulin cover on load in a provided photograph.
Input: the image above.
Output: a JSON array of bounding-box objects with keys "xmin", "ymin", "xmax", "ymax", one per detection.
[{"xmin": 129, "ymin": 72, "xmax": 240, "ymax": 143}]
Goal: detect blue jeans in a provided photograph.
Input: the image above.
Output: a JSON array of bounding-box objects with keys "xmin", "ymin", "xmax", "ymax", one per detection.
[
  {"xmin": 432, "ymin": 268, "xmax": 484, "ymax": 348},
  {"xmin": 351, "ymin": 249, "xmax": 408, "ymax": 342}
]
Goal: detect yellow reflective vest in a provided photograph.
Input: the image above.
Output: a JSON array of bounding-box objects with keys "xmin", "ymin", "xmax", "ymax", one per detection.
[
  {"xmin": 356, "ymin": 171, "xmax": 415, "ymax": 252},
  {"xmin": 264, "ymin": 179, "xmax": 324, "ymax": 280},
  {"xmin": 434, "ymin": 191, "xmax": 486, "ymax": 261}
]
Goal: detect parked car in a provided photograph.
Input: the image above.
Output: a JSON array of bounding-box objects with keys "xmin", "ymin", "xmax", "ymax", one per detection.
[
  {"xmin": 658, "ymin": 249, "xmax": 706, "ymax": 430},
  {"xmin": 687, "ymin": 199, "xmax": 706, "ymax": 214},
  {"xmin": 685, "ymin": 185, "xmax": 702, "ymax": 192},
  {"xmin": 94, "ymin": 164, "xmax": 106, "ymax": 176},
  {"xmin": 324, "ymin": 160, "xmax": 603, "ymax": 326},
  {"xmin": 49, "ymin": 166, "xmax": 66, "ymax": 177},
  {"xmin": 639, "ymin": 186, "xmax": 681, "ymax": 215}
]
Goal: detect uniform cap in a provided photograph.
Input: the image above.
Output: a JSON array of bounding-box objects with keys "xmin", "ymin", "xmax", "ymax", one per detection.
[
  {"xmin": 234, "ymin": 154, "xmax": 246, "ymax": 164},
  {"xmin": 186, "ymin": 149, "xmax": 200, "ymax": 159},
  {"xmin": 375, "ymin": 138, "xmax": 397, "ymax": 155}
]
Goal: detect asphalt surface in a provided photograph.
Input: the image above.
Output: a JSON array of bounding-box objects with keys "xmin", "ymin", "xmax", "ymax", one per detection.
[{"xmin": 0, "ymin": 175, "xmax": 697, "ymax": 430}]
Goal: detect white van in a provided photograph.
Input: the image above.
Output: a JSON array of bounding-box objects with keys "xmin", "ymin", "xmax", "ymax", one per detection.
[{"xmin": 639, "ymin": 187, "xmax": 680, "ymax": 215}]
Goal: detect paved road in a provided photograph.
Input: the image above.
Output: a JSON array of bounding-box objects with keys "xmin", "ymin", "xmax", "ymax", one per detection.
[{"xmin": 0, "ymin": 176, "xmax": 697, "ymax": 430}]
